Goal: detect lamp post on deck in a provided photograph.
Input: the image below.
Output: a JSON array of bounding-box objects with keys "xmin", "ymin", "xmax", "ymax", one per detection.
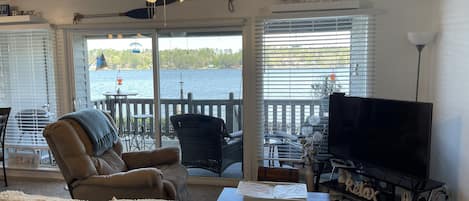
[{"xmin": 179, "ymin": 73, "xmax": 184, "ymax": 100}]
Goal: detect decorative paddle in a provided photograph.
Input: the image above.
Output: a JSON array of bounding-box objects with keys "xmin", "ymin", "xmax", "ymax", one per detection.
[{"xmin": 73, "ymin": 0, "xmax": 179, "ymax": 24}]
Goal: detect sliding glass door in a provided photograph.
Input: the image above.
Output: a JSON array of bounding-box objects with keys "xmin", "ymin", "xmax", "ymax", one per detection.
[
  {"xmin": 70, "ymin": 29, "xmax": 244, "ymax": 178},
  {"xmin": 157, "ymin": 31, "xmax": 243, "ymax": 178}
]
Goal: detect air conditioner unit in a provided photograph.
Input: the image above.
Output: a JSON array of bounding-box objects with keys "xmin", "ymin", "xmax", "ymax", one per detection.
[{"xmin": 271, "ymin": 0, "xmax": 361, "ymax": 13}]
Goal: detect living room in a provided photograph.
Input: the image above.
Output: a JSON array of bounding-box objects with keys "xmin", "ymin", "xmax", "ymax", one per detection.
[{"xmin": 0, "ymin": 0, "xmax": 466, "ymax": 200}]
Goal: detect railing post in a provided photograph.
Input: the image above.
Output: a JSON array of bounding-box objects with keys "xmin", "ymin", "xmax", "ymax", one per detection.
[
  {"xmin": 187, "ymin": 93, "xmax": 193, "ymax": 113},
  {"xmin": 237, "ymin": 100, "xmax": 242, "ymax": 132},
  {"xmin": 226, "ymin": 92, "xmax": 234, "ymax": 133}
]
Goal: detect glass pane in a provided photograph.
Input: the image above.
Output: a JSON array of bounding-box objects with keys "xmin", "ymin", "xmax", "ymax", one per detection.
[
  {"xmin": 158, "ymin": 32, "xmax": 243, "ymax": 178},
  {"xmin": 84, "ymin": 33, "xmax": 156, "ymax": 152}
]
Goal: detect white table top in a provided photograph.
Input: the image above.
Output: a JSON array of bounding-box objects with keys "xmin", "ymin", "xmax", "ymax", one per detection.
[{"xmin": 217, "ymin": 187, "xmax": 329, "ymax": 201}]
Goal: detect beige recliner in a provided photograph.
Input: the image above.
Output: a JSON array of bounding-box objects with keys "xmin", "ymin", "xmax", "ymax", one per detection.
[{"xmin": 43, "ymin": 114, "xmax": 189, "ymax": 201}]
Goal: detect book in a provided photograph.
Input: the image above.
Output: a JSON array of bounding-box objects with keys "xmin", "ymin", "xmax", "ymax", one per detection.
[{"xmin": 237, "ymin": 181, "xmax": 307, "ymax": 201}]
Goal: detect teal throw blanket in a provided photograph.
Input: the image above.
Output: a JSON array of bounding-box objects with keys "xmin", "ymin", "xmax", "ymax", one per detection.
[{"xmin": 60, "ymin": 109, "xmax": 118, "ymax": 156}]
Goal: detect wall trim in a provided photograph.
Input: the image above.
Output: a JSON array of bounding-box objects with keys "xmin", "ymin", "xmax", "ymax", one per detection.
[
  {"xmin": 4, "ymin": 167, "xmax": 241, "ymax": 186},
  {"xmin": 56, "ymin": 18, "xmax": 247, "ymax": 31},
  {"xmin": 187, "ymin": 176, "xmax": 239, "ymax": 187},
  {"xmin": 4, "ymin": 168, "xmax": 64, "ymax": 181}
]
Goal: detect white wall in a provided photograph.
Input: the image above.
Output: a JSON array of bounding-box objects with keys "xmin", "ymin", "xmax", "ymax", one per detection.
[
  {"xmin": 431, "ymin": 0, "xmax": 469, "ymax": 200},
  {"xmin": 11, "ymin": 0, "xmax": 437, "ymax": 101},
  {"xmin": 373, "ymin": 0, "xmax": 436, "ymax": 101},
  {"xmin": 14, "ymin": 0, "xmax": 458, "ymax": 190}
]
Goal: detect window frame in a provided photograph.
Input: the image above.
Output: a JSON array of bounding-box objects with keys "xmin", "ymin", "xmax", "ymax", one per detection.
[{"xmin": 253, "ymin": 13, "xmax": 376, "ymax": 167}]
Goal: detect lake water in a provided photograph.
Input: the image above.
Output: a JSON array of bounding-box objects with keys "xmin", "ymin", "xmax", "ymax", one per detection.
[{"xmin": 89, "ymin": 69, "xmax": 243, "ymax": 101}]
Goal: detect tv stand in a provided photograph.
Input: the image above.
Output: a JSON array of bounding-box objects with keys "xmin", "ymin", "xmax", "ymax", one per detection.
[{"xmin": 320, "ymin": 166, "xmax": 446, "ymax": 201}]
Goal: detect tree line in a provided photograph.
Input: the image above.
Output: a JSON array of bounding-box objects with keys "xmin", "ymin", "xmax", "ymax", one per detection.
[
  {"xmin": 88, "ymin": 46, "xmax": 351, "ymax": 70},
  {"xmin": 88, "ymin": 48, "xmax": 242, "ymax": 70}
]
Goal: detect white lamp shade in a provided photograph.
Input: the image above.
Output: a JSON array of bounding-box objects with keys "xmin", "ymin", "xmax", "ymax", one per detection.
[{"xmin": 408, "ymin": 32, "xmax": 436, "ymax": 45}]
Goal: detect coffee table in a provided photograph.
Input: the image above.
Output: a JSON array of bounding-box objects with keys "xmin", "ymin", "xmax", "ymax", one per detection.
[{"xmin": 217, "ymin": 187, "xmax": 329, "ymax": 201}]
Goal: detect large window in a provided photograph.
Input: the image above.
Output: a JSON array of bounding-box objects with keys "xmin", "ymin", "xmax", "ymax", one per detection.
[
  {"xmin": 256, "ymin": 15, "xmax": 375, "ymax": 166},
  {"xmin": 0, "ymin": 28, "xmax": 57, "ymax": 167}
]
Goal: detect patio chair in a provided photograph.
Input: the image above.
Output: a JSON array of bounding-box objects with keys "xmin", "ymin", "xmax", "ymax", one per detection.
[
  {"xmin": 0, "ymin": 108, "xmax": 11, "ymax": 186},
  {"xmin": 170, "ymin": 114, "xmax": 243, "ymax": 176},
  {"xmin": 15, "ymin": 109, "xmax": 50, "ymax": 144}
]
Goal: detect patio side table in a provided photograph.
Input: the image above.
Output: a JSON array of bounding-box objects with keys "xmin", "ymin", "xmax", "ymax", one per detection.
[{"xmin": 102, "ymin": 92, "xmax": 137, "ymax": 136}]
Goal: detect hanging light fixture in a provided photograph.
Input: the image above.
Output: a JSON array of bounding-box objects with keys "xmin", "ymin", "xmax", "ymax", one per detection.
[{"xmin": 130, "ymin": 42, "xmax": 143, "ymax": 54}]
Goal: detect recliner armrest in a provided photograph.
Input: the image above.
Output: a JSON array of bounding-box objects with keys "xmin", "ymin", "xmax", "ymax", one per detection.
[
  {"xmin": 76, "ymin": 168, "xmax": 164, "ymax": 188},
  {"xmin": 122, "ymin": 147, "xmax": 180, "ymax": 169}
]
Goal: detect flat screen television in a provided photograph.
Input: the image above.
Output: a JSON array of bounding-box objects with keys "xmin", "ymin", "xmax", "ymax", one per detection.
[{"xmin": 328, "ymin": 93, "xmax": 433, "ymax": 179}]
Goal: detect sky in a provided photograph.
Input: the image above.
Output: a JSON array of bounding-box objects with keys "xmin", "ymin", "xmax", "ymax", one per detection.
[{"xmin": 87, "ymin": 35, "xmax": 243, "ymax": 51}]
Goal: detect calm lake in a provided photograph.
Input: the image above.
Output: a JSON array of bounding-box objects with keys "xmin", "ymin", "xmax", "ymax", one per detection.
[{"xmin": 89, "ymin": 69, "xmax": 243, "ymax": 101}]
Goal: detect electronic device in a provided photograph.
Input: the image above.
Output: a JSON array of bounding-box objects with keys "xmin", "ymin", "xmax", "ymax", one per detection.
[{"xmin": 328, "ymin": 93, "xmax": 433, "ymax": 179}]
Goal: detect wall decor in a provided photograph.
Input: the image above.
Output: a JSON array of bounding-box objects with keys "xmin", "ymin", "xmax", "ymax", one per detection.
[
  {"xmin": 73, "ymin": 0, "xmax": 182, "ymax": 24},
  {"xmin": 345, "ymin": 178, "xmax": 380, "ymax": 201}
]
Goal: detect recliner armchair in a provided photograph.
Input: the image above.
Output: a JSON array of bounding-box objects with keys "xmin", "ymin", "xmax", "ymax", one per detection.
[{"xmin": 43, "ymin": 113, "xmax": 188, "ymax": 201}]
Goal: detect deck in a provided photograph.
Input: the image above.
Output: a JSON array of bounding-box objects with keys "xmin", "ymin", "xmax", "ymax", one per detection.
[{"xmin": 6, "ymin": 93, "xmax": 329, "ymax": 177}]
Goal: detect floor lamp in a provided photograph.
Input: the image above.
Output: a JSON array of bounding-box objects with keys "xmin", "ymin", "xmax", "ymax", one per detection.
[{"xmin": 408, "ymin": 32, "xmax": 436, "ymax": 102}]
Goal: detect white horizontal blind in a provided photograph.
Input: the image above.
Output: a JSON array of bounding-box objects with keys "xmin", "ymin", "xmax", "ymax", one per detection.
[
  {"xmin": 72, "ymin": 33, "xmax": 92, "ymax": 111},
  {"xmin": 256, "ymin": 15, "xmax": 375, "ymax": 164},
  {"xmin": 0, "ymin": 29, "xmax": 57, "ymax": 149}
]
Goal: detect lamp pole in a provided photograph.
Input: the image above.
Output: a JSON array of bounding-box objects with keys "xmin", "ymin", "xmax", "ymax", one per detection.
[
  {"xmin": 408, "ymin": 32, "xmax": 436, "ymax": 102},
  {"xmin": 415, "ymin": 44, "xmax": 425, "ymax": 102}
]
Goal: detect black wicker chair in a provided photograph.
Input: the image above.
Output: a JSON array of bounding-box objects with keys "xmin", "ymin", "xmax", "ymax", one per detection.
[{"xmin": 170, "ymin": 114, "xmax": 243, "ymax": 176}]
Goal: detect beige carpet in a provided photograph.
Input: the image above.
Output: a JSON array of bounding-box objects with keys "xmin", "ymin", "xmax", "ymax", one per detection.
[{"xmin": 0, "ymin": 178, "xmax": 223, "ymax": 201}]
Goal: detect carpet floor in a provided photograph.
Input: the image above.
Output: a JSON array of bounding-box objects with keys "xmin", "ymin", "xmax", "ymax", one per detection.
[{"xmin": 0, "ymin": 178, "xmax": 224, "ymax": 201}]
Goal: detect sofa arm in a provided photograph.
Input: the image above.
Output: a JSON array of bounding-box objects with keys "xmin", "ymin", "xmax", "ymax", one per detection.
[
  {"xmin": 122, "ymin": 147, "xmax": 180, "ymax": 169},
  {"xmin": 72, "ymin": 168, "xmax": 176, "ymax": 200}
]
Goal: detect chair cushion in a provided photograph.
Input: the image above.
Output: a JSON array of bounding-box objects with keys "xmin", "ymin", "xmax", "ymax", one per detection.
[{"xmin": 92, "ymin": 149, "xmax": 127, "ymax": 175}]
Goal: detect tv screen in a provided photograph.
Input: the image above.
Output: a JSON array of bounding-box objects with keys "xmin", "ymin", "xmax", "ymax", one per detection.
[{"xmin": 328, "ymin": 93, "xmax": 433, "ymax": 179}]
